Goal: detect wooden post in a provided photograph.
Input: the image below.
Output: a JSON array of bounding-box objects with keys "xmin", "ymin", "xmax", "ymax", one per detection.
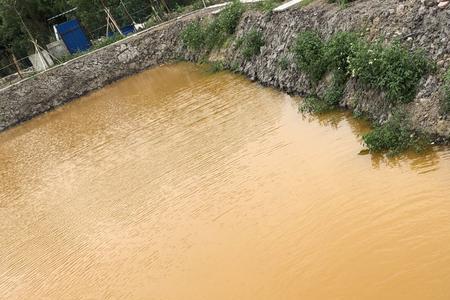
[
  {"xmin": 120, "ymin": 0, "xmax": 136, "ymax": 25},
  {"xmin": 99, "ymin": 0, "xmax": 124, "ymax": 36},
  {"xmin": 11, "ymin": 53, "xmax": 23, "ymax": 79}
]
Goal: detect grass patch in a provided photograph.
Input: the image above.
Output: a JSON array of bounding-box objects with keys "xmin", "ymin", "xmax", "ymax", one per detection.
[
  {"xmin": 299, "ymin": 0, "xmax": 316, "ymax": 7},
  {"xmin": 363, "ymin": 112, "xmax": 429, "ymax": 156}
]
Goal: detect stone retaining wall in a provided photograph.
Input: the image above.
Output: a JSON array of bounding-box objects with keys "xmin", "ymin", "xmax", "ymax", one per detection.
[{"xmin": 1, "ymin": 0, "xmax": 450, "ymax": 140}]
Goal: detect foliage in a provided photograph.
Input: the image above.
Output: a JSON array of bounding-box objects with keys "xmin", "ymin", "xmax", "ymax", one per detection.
[
  {"xmin": 348, "ymin": 40, "xmax": 432, "ymax": 104},
  {"xmin": 181, "ymin": 0, "xmax": 244, "ymax": 51},
  {"xmin": 299, "ymin": 0, "xmax": 316, "ymax": 7},
  {"xmin": 327, "ymin": 0, "xmax": 354, "ymax": 6},
  {"xmin": 204, "ymin": 0, "xmax": 244, "ymax": 49},
  {"xmin": 278, "ymin": 56, "xmax": 289, "ymax": 70},
  {"xmin": 257, "ymin": 0, "xmax": 281, "ymax": 12},
  {"xmin": 363, "ymin": 112, "xmax": 429, "ymax": 156},
  {"xmin": 207, "ymin": 60, "xmax": 225, "ymax": 72},
  {"xmin": 324, "ymin": 31, "xmax": 358, "ymax": 74},
  {"xmin": 442, "ymin": 69, "xmax": 450, "ymax": 113},
  {"xmin": 181, "ymin": 21, "xmax": 205, "ymax": 50},
  {"xmin": 239, "ymin": 29, "xmax": 264, "ymax": 59},
  {"xmin": 292, "ymin": 31, "xmax": 327, "ymax": 83},
  {"xmin": 300, "ymin": 96, "xmax": 332, "ymax": 113}
]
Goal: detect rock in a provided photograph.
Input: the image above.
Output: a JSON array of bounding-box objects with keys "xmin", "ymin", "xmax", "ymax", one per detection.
[{"xmin": 438, "ymin": 1, "xmax": 449, "ymax": 9}]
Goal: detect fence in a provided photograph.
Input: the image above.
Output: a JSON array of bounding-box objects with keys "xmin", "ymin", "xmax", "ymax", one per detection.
[{"xmin": 0, "ymin": 3, "xmax": 156, "ymax": 89}]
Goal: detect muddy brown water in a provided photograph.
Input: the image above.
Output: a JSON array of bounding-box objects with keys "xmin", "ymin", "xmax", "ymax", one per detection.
[{"xmin": 1, "ymin": 63, "xmax": 450, "ymax": 299}]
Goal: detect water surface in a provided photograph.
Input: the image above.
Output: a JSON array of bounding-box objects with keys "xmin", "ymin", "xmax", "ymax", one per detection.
[{"xmin": 1, "ymin": 63, "xmax": 450, "ymax": 299}]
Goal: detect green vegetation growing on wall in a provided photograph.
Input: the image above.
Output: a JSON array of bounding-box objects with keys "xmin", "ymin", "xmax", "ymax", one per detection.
[
  {"xmin": 363, "ymin": 112, "xmax": 429, "ymax": 156},
  {"xmin": 293, "ymin": 30, "xmax": 432, "ymax": 113},
  {"xmin": 238, "ymin": 29, "xmax": 264, "ymax": 59},
  {"xmin": 327, "ymin": 0, "xmax": 354, "ymax": 6},
  {"xmin": 181, "ymin": 22, "xmax": 205, "ymax": 50},
  {"xmin": 181, "ymin": 0, "xmax": 244, "ymax": 52},
  {"xmin": 442, "ymin": 69, "xmax": 450, "ymax": 113},
  {"xmin": 348, "ymin": 40, "xmax": 432, "ymax": 104},
  {"xmin": 292, "ymin": 31, "xmax": 327, "ymax": 83}
]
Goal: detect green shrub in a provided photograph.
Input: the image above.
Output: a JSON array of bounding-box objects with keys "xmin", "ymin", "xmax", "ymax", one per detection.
[
  {"xmin": 363, "ymin": 112, "xmax": 428, "ymax": 155},
  {"xmin": 300, "ymin": 96, "xmax": 332, "ymax": 113},
  {"xmin": 442, "ymin": 69, "xmax": 450, "ymax": 113},
  {"xmin": 208, "ymin": 61, "xmax": 225, "ymax": 72},
  {"xmin": 348, "ymin": 40, "xmax": 432, "ymax": 104},
  {"xmin": 278, "ymin": 56, "xmax": 289, "ymax": 70},
  {"xmin": 324, "ymin": 31, "xmax": 359, "ymax": 74},
  {"xmin": 239, "ymin": 29, "xmax": 264, "ymax": 59},
  {"xmin": 216, "ymin": 0, "xmax": 244, "ymax": 35},
  {"xmin": 182, "ymin": 0, "xmax": 244, "ymax": 51},
  {"xmin": 292, "ymin": 31, "xmax": 327, "ymax": 83},
  {"xmin": 181, "ymin": 22, "xmax": 205, "ymax": 50}
]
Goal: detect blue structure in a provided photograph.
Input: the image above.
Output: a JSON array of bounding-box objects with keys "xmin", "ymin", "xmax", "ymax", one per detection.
[
  {"xmin": 107, "ymin": 25, "xmax": 135, "ymax": 37},
  {"xmin": 56, "ymin": 19, "xmax": 91, "ymax": 54}
]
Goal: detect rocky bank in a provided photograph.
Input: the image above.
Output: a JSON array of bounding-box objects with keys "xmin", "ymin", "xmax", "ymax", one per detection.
[{"xmin": 1, "ymin": 0, "xmax": 450, "ymax": 140}]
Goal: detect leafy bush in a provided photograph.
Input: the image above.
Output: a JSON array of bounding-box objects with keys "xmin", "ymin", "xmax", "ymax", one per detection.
[
  {"xmin": 239, "ymin": 29, "xmax": 264, "ymax": 59},
  {"xmin": 278, "ymin": 56, "xmax": 289, "ymax": 70},
  {"xmin": 300, "ymin": 96, "xmax": 332, "ymax": 113},
  {"xmin": 208, "ymin": 61, "xmax": 225, "ymax": 72},
  {"xmin": 363, "ymin": 112, "xmax": 428, "ymax": 155},
  {"xmin": 348, "ymin": 40, "xmax": 432, "ymax": 104},
  {"xmin": 324, "ymin": 31, "xmax": 359, "ymax": 75},
  {"xmin": 181, "ymin": 22, "xmax": 205, "ymax": 50},
  {"xmin": 292, "ymin": 31, "xmax": 327, "ymax": 83},
  {"xmin": 442, "ymin": 69, "xmax": 450, "ymax": 113},
  {"xmin": 215, "ymin": 0, "xmax": 244, "ymax": 35},
  {"xmin": 182, "ymin": 1, "xmax": 244, "ymax": 51}
]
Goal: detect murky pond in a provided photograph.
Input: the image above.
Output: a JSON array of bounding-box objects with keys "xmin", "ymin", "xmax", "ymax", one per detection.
[{"xmin": 1, "ymin": 63, "xmax": 450, "ymax": 299}]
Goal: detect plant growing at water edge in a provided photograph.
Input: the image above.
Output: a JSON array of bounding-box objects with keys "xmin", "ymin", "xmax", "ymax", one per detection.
[
  {"xmin": 363, "ymin": 112, "xmax": 429, "ymax": 156},
  {"xmin": 208, "ymin": 61, "xmax": 225, "ymax": 72},
  {"xmin": 299, "ymin": 96, "xmax": 332, "ymax": 114},
  {"xmin": 239, "ymin": 29, "xmax": 264, "ymax": 59}
]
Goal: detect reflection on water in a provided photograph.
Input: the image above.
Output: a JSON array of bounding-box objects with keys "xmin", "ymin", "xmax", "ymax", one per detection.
[{"xmin": 0, "ymin": 62, "xmax": 450, "ymax": 300}]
